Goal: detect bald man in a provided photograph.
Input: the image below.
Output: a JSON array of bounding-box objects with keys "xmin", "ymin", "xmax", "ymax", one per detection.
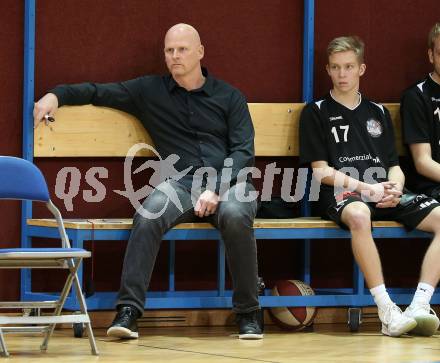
[{"xmin": 34, "ymin": 24, "xmax": 263, "ymax": 340}]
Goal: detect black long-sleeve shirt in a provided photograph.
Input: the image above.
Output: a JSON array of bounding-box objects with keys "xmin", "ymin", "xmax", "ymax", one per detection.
[{"xmin": 51, "ymin": 68, "xmax": 255, "ymax": 194}]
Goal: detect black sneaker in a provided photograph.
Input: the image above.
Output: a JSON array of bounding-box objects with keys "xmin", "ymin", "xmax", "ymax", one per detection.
[
  {"xmin": 236, "ymin": 310, "xmax": 264, "ymax": 340},
  {"xmin": 107, "ymin": 305, "xmax": 140, "ymax": 339}
]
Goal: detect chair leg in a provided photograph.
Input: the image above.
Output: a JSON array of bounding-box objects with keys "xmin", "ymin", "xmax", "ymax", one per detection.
[
  {"xmin": 40, "ymin": 258, "xmax": 98, "ymax": 355},
  {"xmin": 0, "ymin": 328, "xmax": 9, "ymax": 357},
  {"xmin": 72, "ymin": 271, "xmax": 99, "ymax": 355},
  {"xmin": 41, "ymin": 260, "xmax": 79, "ymax": 351},
  {"xmin": 84, "ymin": 323, "xmax": 98, "ymax": 355},
  {"xmin": 40, "ymin": 325, "xmax": 55, "ymax": 352}
]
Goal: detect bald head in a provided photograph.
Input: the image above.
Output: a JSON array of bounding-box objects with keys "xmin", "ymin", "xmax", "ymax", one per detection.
[
  {"xmin": 165, "ymin": 23, "xmax": 201, "ymax": 47},
  {"xmin": 164, "ymin": 23, "xmax": 204, "ymax": 81}
]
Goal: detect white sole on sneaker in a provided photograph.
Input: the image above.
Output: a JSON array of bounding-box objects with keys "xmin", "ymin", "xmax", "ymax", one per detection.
[
  {"xmin": 382, "ymin": 319, "xmax": 417, "ymax": 337},
  {"xmin": 107, "ymin": 326, "xmax": 139, "ymax": 339},
  {"xmin": 238, "ymin": 333, "xmax": 263, "ymax": 340},
  {"xmin": 410, "ymin": 315, "xmax": 440, "ymax": 336}
]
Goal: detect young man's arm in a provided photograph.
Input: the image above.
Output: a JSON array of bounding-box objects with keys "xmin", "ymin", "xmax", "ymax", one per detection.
[
  {"xmin": 368, "ymin": 105, "xmax": 403, "ymax": 208},
  {"xmin": 311, "ymin": 160, "xmax": 390, "ymax": 202},
  {"xmin": 401, "ymin": 88, "xmax": 440, "ymax": 181},
  {"xmin": 409, "ymin": 143, "xmax": 440, "ymax": 182},
  {"xmin": 375, "ymin": 165, "xmax": 404, "ymax": 208}
]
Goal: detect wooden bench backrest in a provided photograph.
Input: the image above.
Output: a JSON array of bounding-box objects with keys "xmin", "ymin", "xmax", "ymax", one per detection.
[{"xmin": 34, "ymin": 103, "xmax": 402, "ymax": 157}]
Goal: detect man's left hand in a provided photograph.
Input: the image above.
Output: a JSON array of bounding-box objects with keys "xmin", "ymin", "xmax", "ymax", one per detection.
[{"xmin": 194, "ymin": 190, "xmax": 219, "ymax": 217}]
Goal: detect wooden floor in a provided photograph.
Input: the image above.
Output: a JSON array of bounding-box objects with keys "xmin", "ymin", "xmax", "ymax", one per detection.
[{"xmin": 2, "ymin": 324, "xmax": 440, "ymax": 362}]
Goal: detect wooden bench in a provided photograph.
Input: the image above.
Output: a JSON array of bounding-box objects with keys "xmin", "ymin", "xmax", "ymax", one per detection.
[{"xmin": 25, "ymin": 103, "xmax": 437, "ymax": 315}]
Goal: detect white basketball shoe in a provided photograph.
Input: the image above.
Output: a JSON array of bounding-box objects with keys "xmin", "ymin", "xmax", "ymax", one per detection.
[
  {"xmin": 379, "ymin": 303, "xmax": 417, "ymax": 337},
  {"xmin": 403, "ymin": 303, "xmax": 440, "ymax": 336}
]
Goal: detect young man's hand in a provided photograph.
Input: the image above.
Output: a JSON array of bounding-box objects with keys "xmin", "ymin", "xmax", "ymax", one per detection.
[
  {"xmin": 33, "ymin": 93, "xmax": 59, "ymax": 128},
  {"xmin": 376, "ymin": 181, "xmax": 403, "ymax": 208},
  {"xmin": 194, "ymin": 190, "xmax": 219, "ymax": 217},
  {"xmin": 360, "ymin": 181, "xmax": 402, "ymax": 204}
]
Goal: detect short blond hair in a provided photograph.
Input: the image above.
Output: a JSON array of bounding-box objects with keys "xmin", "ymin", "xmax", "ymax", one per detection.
[
  {"xmin": 428, "ymin": 23, "xmax": 440, "ymax": 49},
  {"xmin": 327, "ymin": 36, "xmax": 365, "ymax": 63}
]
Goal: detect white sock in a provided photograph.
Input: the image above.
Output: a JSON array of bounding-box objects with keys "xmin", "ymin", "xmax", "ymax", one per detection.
[
  {"xmin": 370, "ymin": 284, "xmax": 393, "ymax": 310},
  {"xmin": 411, "ymin": 282, "xmax": 435, "ymax": 306}
]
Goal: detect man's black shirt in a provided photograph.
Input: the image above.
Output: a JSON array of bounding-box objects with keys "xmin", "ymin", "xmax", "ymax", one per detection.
[{"xmin": 50, "ymin": 68, "xmax": 255, "ymax": 193}]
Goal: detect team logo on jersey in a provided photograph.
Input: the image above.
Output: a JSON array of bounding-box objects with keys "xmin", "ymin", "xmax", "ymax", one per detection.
[{"xmin": 366, "ymin": 119, "xmax": 382, "ymax": 138}]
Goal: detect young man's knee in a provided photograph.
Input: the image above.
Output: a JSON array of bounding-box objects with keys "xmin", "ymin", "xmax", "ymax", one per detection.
[
  {"xmin": 420, "ymin": 206, "xmax": 440, "ymax": 234},
  {"xmin": 342, "ymin": 204, "xmax": 371, "ymax": 230}
]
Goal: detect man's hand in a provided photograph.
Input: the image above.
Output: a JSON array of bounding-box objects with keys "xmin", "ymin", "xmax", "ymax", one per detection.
[
  {"xmin": 194, "ymin": 190, "xmax": 219, "ymax": 217},
  {"xmin": 33, "ymin": 93, "xmax": 59, "ymax": 128}
]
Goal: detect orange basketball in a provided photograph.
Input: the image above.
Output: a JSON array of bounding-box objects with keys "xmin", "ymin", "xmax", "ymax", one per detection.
[{"xmin": 269, "ymin": 280, "xmax": 317, "ymax": 331}]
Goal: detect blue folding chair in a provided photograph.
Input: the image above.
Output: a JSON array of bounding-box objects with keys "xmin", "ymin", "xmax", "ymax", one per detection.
[{"xmin": 0, "ymin": 156, "xmax": 98, "ymax": 356}]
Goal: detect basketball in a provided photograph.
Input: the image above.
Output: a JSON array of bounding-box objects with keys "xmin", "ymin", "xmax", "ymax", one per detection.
[{"xmin": 269, "ymin": 280, "xmax": 317, "ymax": 331}]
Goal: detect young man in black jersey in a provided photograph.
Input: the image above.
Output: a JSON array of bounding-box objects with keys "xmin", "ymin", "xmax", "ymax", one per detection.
[
  {"xmin": 300, "ymin": 36, "xmax": 440, "ymax": 337},
  {"xmin": 401, "ymin": 23, "xmax": 440, "ymax": 199}
]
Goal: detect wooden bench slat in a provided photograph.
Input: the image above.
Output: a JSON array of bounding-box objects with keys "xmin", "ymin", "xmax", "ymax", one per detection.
[
  {"xmin": 34, "ymin": 106, "xmax": 154, "ymax": 157},
  {"xmin": 251, "ymin": 103, "xmax": 301, "ymax": 156},
  {"xmin": 27, "ymin": 217, "xmax": 403, "ymax": 230},
  {"xmin": 33, "ymin": 103, "xmax": 403, "ymax": 157},
  {"xmin": 34, "ymin": 103, "xmax": 303, "ymax": 157}
]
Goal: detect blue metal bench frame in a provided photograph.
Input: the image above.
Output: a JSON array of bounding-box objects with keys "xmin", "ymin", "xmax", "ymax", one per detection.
[{"xmin": 23, "ymin": 222, "xmax": 439, "ymax": 310}]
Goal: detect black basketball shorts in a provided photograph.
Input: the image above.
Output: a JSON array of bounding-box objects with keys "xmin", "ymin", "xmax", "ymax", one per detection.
[{"xmin": 324, "ymin": 191, "xmax": 440, "ymax": 231}]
